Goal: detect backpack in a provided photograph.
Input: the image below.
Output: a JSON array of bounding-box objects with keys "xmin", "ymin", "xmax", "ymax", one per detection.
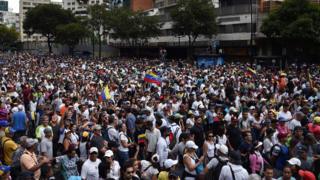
[
  {"xmin": 104, "ymin": 127, "xmax": 119, "ymax": 147},
  {"xmin": 205, "ymin": 157, "xmax": 227, "ymax": 180},
  {"xmin": 0, "ymin": 137, "xmax": 11, "ymax": 164}
]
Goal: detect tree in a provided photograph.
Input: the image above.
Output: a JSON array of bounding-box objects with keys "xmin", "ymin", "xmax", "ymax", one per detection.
[
  {"xmin": 56, "ymin": 23, "xmax": 88, "ymax": 55},
  {"xmin": 261, "ymin": 0, "xmax": 320, "ymax": 59},
  {"xmin": 24, "ymin": 4, "xmax": 76, "ymax": 54},
  {"xmin": 88, "ymin": 4, "xmax": 109, "ymax": 59},
  {"xmin": 0, "ymin": 25, "xmax": 19, "ymax": 51},
  {"xmin": 109, "ymin": 8, "xmax": 161, "ymax": 46},
  {"xmin": 170, "ymin": 0, "xmax": 217, "ymax": 59}
]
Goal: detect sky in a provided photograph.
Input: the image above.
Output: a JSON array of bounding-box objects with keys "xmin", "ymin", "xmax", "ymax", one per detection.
[{"xmin": 9, "ymin": 0, "xmax": 62, "ymax": 13}]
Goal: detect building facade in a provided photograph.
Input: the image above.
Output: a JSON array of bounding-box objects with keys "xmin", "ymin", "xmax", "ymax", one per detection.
[
  {"xmin": 131, "ymin": 0, "xmax": 153, "ymax": 12},
  {"xmin": 19, "ymin": 0, "xmax": 51, "ymax": 42},
  {"xmin": 62, "ymin": 0, "xmax": 110, "ymax": 17},
  {"xmin": 0, "ymin": 1, "xmax": 8, "ymax": 11},
  {"xmin": 0, "ymin": 11, "xmax": 19, "ymax": 32}
]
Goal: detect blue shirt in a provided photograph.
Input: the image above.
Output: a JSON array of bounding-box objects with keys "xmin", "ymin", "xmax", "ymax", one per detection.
[
  {"xmin": 205, "ymin": 110, "xmax": 214, "ymax": 124},
  {"xmin": 12, "ymin": 111, "xmax": 27, "ymax": 131}
]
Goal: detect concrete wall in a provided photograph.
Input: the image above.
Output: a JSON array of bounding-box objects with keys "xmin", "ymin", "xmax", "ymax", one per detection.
[{"xmin": 22, "ymin": 41, "xmax": 120, "ymax": 57}]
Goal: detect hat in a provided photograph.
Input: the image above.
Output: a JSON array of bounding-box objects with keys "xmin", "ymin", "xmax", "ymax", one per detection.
[
  {"xmin": 314, "ymin": 116, "xmax": 320, "ymax": 124},
  {"xmin": 229, "ymin": 151, "xmax": 242, "ymax": 165},
  {"xmin": 151, "ymin": 154, "xmax": 159, "ymax": 163},
  {"xmin": 249, "ymin": 106, "xmax": 255, "ymax": 110},
  {"xmin": 174, "ymin": 113, "xmax": 183, "ymax": 119},
  {"xmin": 0, "ymin": 165, "xmax": 10, "ymax": 176},
  {"xmin": 287, "ymin": 157, "xmax": 301, "ymax": 167},
  {"xmin": 93, "ymin": 124, "xmax": 102, "ymax": 131},
  {"xmin": 297, "ymin": 145, "xmax": 308, "ymax": 153},
  {"xmin": 278, "ymin": 117, "xmax": 288, "ymax": 122},
  {"xmin": 82, "ymin": 131, "xmax": 89, "ymax": 138},
  {"xmin": 271, "ymin": 145, "xmax": 281, "ymax": 156},
  {"xmin": 164, "ymin": 159, "xmax": 178, "ymax": 169},
  {"xmin": 186, "ymin": 141, "xmax": 198, "ymax": 150},
  {"xmin": 89, "ymin": 147, "xmax": 98, "ymax": 154},
  {"xmin": 104, "ymin": 150, "xmax": 114, "ymax": 157},
  {"xmin": 26, "ymin": 138, "xmax": 38, "ymax": 148},
  {"xmin": 4, "ymin": 127, "xmax": 15, "ymax": 134},
  {"xmin": 298, "ymin": 170, "xmax": 316, "ymax": 180},
  {"xmin": 254, "ymin": 141, "xmax": 263, "ymax": 149},
  {"xmin": 0, "ymin": 120, "xmax": 8, "ymax": 127},
  {"xmin": 216, "ymin": 144, "xmax": 229, "ymax": 155}
]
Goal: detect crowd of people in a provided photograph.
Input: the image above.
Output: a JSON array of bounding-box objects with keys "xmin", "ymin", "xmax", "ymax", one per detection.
[{"xmin": 0, "ymin": 53, "xmax": 319, "ymax": 180}]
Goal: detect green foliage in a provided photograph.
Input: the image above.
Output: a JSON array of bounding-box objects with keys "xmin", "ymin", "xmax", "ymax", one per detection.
[
  {"xmin": 261, "ymin": 0, "xmax": 320, "ymax": 43},
  {"xmin": 0, "ymin": 25, "xmax": 19, "ymax": 51},
  {"xmin": 23, "ymin": 4, "xmax": 76, "ymax": 53},
  {"xmin": 170, "ymin": 0, "xmax": 217, "ymax": 46},
  {"xmin": 109, "ymin": 8, "xmax": 161, "ymax": 45},
  {"xmin": 56, "ymin": 23, "xmax": 88, "ymax": 55}
]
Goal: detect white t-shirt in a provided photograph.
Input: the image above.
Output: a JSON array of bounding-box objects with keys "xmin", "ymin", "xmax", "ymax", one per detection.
[
  {"xmin": 141, "ymin": 160, "xmax": 159, "ymax": 180},
  {"xmin": 118, "ymin": 132, "xmax": 129, "ymax": 152},
  {"xmin": 81, "ymin": 159, "xmax": 101, "ymax": 180},
  {"xmin": 288, "ymin": 119, "xmax": 301, "ymax": 131},
  {"xmin": 107, "ymin": 161, "xmax": 121, "ymax": 180},
  {"xmin": 156, "ymin": 136, "xmax": 169, "ymax": 167},
  {"xmin": 219, "ymin": 163, "xmax": 249, "ymax": 180},
  {"xmin": 146, "ymin": 128, "xmax": 161, "ymax": 153}
]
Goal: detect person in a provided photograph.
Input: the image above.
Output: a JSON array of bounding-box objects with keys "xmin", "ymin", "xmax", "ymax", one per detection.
[
  {"xmin": 203, "ymin": 132, "xmax": 216, "ymax": 164},
  {"xmin": 219, "ymin": 151, "xmax": 249, "ymax": 180},
  {"xmin": 35, "ymin": 115, "xmax": 52, "ymax": 140},
  {"xmin": 145, "ymin": 120, "xmax": 160, "ymax": 161},
  {"xmin": 63, "ymin": 130, "xmax": 73, "ymax": 153},
  {"xmin": 183, "ymin": 141, "xmax": 204, "ymax": 180},
  {"xmin": 0, "ymin": 164, "xmax": 11, "ymax": 180},
  {"xmin": 20, "ymin": 138, "xmax": 50, "ymax": 180},
  {"xmin": 190, "ymin": 116, "xmax": 205, "ymax": 156},
  {"xmin": 287, "ymin": 158, "xmax": 301, "ymax": 179},
  {"xmin": 262, "ymin": 165, "xmax": 276, "ymax": 180},
  {"xmin": 140, "ymin": 158, "xmax": 159, "ymax": 180},
  {"xmin": 157, "ymin": 126, "xmax": 170, "ymax": 168},
  {"xmin": 79, "ymin": 131, "xmax": 89, "ymax": 161},
  {"xmin": 204, "ymin": 144, "xmax": 229, "ymax": 180},
  {"xmin": 40, "ymin": 128, "xmax": 53, "ymax": 159},
  {"xmin": 1, "ymin": 127, "xmax": 18, "ymax": 165},
  {"xmin": 11, "ymin": 105, "xmax": 28, "ymax": 141},
  {"xmin": 90, "ymin": 124, "xmax": 107, "ymax": 155},
  {"xmin": 158, "ymin": 159, "xmax": 179, "ymax": 180},
  {"xmin": 120, "ymin": 161, "xmax": 139, "ymax": 180},
  {"xmin": 277, "ymin": 166, "xmax": 295, "ymax": 180},
  {"xmin": 249, "ymin": 141, "xmax": 264, "ymax": 175},
  {"xmin": 11, "ymin": 136, "xmax": 27, "ymax": 179},
  {"xmin": 81, "ymin": 147, "xmax": 101, "ymax": 180},
  {"xmin": 99, "ymin": 150, "xmax": 121, "ymax": 180},
  {"xmin": 298, "ymin": 170, "xmax": 316, "ymax": 180},
  {"xmin": 118, "ymin": 123, "xmax": 133, "ymax": 167},
  {"xmin": 55, "ymin": 145, "xmax": 81, "ymax": 180}
]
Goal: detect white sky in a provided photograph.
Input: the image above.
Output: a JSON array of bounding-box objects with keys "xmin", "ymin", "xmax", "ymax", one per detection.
[{"xmin": 9, "ymin": 0, "xmax": 62, "ymax": 13}]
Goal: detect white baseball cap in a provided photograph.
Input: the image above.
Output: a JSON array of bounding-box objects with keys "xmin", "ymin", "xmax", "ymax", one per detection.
[
  {"xmin": 104, "ymin": 150, "xmax": 113, "ymax": 157},
  {"xmin": 287, "ymin": 157, "xmax": 301, "ymax": 167},
  {"xmin": 216, "ymin": 144, "xmax": 229, "ymax": 155},
  {"xmin": 186, "ymin": 141, "xmax": 198, "ymax": 150},
  {"xmin": 164, "ymin": 159, "xmax": 178, "ymax": 169},
  {"xmin": 89, "ymin": 147, "xmax": 98, "ymax": 154}
]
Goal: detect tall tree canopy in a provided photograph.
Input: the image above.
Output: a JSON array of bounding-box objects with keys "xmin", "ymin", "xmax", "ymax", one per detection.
[
  {"xmin": 170, "ymin": 0, "xmax": 217, "ymax": 58},
  {"xmin": 0, "ymin": 25, "xmax": 19, "ymax": 51},
  {"xmin": 261, "ymin": 0, "xmax": 320, "ymax": 58},
  {"xmin": 24, "ymin": 4, "xmax": 76, "ymax": 53}
]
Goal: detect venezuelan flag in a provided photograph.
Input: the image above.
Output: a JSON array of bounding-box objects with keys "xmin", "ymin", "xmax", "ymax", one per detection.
[
  {"xmin": 101, "ymin": 85, "xmax": 111, "ymax": 101},
  {"xmin": 245, "ymin": 67, "xmax": 257, "ymax": 77},
  {"xmin": 144, "ymin": 71, "xmax": 161, "ymax": 86}
]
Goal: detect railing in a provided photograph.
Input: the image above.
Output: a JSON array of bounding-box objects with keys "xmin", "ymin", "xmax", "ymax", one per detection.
[{"xmin": 215, "ymin": 4, "xmax": 258, "ymax": 16}]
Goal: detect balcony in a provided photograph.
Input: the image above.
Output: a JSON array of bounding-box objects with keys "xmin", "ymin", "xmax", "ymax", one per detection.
[{"xmin": 216, "ymin": 4, "xmax": 258, "ymax": 16}]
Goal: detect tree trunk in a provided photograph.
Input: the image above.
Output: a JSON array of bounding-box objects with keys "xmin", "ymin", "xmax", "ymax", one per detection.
[
  {"xmin": 98, "ymin": 34, "xmax": 102, "ymax": 60},
  {"xmin": 92, "ymin": 35, "xmax": 95, "ymax": 58},
  {"xmin": 47, "ymin": 37, "xmax": 52, "ymax": 54},
  {"xmin": 187, "ymin": 36, "xmax": 193, "ymax": 60}
]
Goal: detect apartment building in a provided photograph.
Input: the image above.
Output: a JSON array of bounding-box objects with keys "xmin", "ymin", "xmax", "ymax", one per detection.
[
  {"xmin": 62, "ymin": 0, "xmax": 111, "ymax": 17},
  {"xmin": 0, "ymin": 11, "xmax": 20, "ymax": 32},
  {"xmin": 19, "ymin": 0, "xmax": 51, "ymax": 42}
]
